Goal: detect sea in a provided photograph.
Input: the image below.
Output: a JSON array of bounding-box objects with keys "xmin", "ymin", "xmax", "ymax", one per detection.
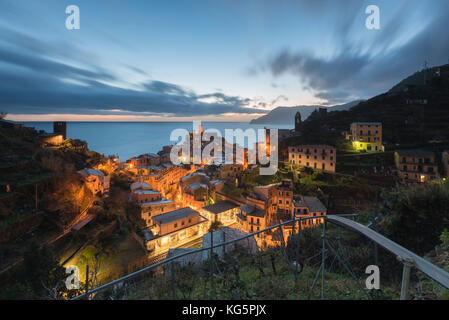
[{"xmin": 24, "ymin": 122, "xmax": 293, "ymax": 161}]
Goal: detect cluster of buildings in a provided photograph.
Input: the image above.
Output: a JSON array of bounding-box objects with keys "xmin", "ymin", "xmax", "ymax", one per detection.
[
  {"xmin": 236, "ymin": 179, "xmax": 327, "ymax": 247},
  {"xmin": 89, "ymin": 115, "xmax": 449, "ymax": 257},
  {"xmin": 178, "ymin": 171, "xmax": 224, "ymax": 209}
]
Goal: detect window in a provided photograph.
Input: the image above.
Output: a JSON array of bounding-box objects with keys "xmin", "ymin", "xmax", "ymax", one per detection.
[{"xmin": 174, "ymin": 223, "xmax": 178, "ymax": 228}]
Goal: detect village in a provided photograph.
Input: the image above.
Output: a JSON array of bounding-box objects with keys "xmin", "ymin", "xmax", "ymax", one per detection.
[
  {"xmin": 1, "ymin": 63, "xmax": 449, "ymax": 299},
  {"xmin": 60, "ymin": 93, "xmax": 448, "ymax": 272}
]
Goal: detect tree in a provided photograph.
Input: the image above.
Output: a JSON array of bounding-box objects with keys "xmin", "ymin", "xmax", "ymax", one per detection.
[
  {"xmin": 381, "ymin": 181, "xmax": 449, "ymax": 254},
  {"xmin": 19, "ymin": 241, "xmax": 68, "ymax": 299}
]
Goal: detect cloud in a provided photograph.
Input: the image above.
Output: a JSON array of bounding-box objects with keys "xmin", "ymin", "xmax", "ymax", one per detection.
[
  {"xmin": 252, "ymin": 0, "xmax": 449, "ymax": 104},
  {"xmin": 0, "ymin": 28, "xmax": 266, "ymax": 117}
]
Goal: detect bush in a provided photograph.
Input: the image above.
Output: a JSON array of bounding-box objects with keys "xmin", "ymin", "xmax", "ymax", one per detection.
[
  {"xmin": 440, "ymin": 229, "xmax": 449, "ymax": 245},
  {"xmin": 381, "ymin": 181, "xmax": 449, "ymax": 254}
]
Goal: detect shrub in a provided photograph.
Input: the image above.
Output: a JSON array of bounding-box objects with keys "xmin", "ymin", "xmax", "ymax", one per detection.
[{"xmin": 381, "ymin": 181, "xmax": 449, "ymax": 254}]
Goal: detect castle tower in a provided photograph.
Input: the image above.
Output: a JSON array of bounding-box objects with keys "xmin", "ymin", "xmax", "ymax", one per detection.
[
  {"xmin": 53, "ymin": 121, "xmax": 67, "ymax": 140},
  {"xmin": 295, "ymin": 112, "xmax": 302, "ymax": 132}
]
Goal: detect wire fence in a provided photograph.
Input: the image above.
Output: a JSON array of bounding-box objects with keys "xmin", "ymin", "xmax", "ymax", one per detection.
[{"xmin": 71, "ymin": 214, "xmax": 449, "ymax": 300}]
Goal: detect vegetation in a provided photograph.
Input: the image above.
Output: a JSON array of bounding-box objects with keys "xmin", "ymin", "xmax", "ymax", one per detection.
[
  {"xmin": 440, "ymin": 229, "xmax": 449, "ymax": 245},
  {"xmin": 0, "ymin": 242, "xmax": 72, "ymax": 299},
  {"xmin": 97, "ymin": 245, "xmax": 388, "ymax": 300},
  {"xmin": 381, "ymin": 180, "xmax": 449, "ymax": 255}
]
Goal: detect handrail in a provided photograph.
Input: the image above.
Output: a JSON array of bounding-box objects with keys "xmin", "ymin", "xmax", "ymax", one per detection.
[
  {"xmin": 327, "ymin": 215, "xmax": 449, "ymax": 289},
  {"xmin": 71, "ymin": 214, "xmax": 449, "ymax": 300}
]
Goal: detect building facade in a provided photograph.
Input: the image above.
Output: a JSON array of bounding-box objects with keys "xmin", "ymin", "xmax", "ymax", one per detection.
[
  {"xmin": 288, "ymin": 145, "xmax": 336, "ymax": 173},
  {"xmin": 78, "ymin": 168, "xmax": 110, "ymax": 195},
  {"xmin": 237, "ymin": 180, "xmax": 327, "ymax": 247},
  {"xmin": 348, "ymin": 122, "xmax": 383, "ymax": 152},
  {"xmin": 146, "ymin": 207, "xmax": 208, "ymax": 252},
  {"xmin": 140, "ymin": 199, "xmax": 177, "ymax": 226},
  {"xmin": 394, "ymin": 150, "xmax": 439, "ymax": 183},
  {"xmin": 199, "ymin": 200, "xmax": 239, "ymax": 229}
]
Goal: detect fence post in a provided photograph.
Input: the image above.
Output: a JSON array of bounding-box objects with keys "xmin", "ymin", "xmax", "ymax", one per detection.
[
  {"xmin": 210, "ymin": 231, "xmax": 214, "ymax": 297},
  {"xmin": 171, "ymin": 261, "xmax": 176, "ymax": 300},
  {"xmin": 85, "ymin": 264, "xmax": 89, "ymax": 300},
  {"xmin": 374, "ymin": 242, "xmax": 379, "ymax": 266},
  {"xmin": 295, "ymin": 218, "xmax": 301, "ymax": 283},
  {"xmin": 321, "ymin": 218, "xmax": 326, "ymax": 299},
  {"xmin": 398, "ymin": 257, "xmax": 414, "ymax": 300},
  {"xmin": 222, "ymin": 230, "xmax": 226, "ymax": 257}
]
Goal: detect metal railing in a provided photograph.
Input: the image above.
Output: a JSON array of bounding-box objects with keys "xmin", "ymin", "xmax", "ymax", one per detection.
[{"xmin": 72, "ymin": 214, "xmax": 449, "ymax": 300}]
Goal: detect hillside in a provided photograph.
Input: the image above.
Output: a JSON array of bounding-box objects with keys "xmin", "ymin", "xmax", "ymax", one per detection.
[
  {"xmin": 249, "ymin": 100, "xmax": 362, "ymax": 125},
  {"xmin": 288, "ymin": 64, "xmax": 449, "ymax": 151}
]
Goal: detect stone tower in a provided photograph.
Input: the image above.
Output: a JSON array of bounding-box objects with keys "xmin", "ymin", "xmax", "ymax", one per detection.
[
  {"xmin": 53, "ymin": 121, "xmax": 67, "ymax": 140},
  {"xmin": 295, "ymin": 112, "xmax": 302, "ymax": 132}
]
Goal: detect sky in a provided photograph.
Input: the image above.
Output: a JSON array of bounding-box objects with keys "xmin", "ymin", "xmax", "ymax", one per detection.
[{"xmin": 1, "ymin": 0, "xmax": 449, "ymax": 122}]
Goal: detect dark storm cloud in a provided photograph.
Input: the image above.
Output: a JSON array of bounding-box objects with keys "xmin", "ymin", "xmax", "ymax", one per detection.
[
  {"xmin": 255, "ymin": 0, "xmax": 449, "ymax": 104},
  {"xmin": 0, "ymin": 29, "xmax": 265, "ymax": 117}
]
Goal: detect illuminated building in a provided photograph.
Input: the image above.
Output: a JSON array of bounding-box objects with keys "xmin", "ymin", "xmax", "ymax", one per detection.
[
  {"xmin": 348, "ymin": 122, "xmax": 384, "ymax": 152},
  {"xmin": 218, "ymin": 164, "xmax": 244, "ymax": 180},
  {"xmin": 199, "ymin": 200, "xmax": 239, "ymax": 229},
  {"xmin": 288, "ymin": 145, "xmax": 336, "ymax": 173},
  {"xmin": 127, "ymin": 153, "xmax": 160, "ymax": 167},
  {"xmin": 140, "ymin": 199, "xmax": 177, "ymax": 226},
  {"xmin": 237, "ymin": 179, "xmax": 327, "ymax": 247},
  {"xmin": 145, "ymin": 207, "xmax": 208, "ymax": 252},
  {"xmin": 394, "ymin": 150, "xmax": 439, "ymax": 183},
  {"xmin": 78, "ymin": 168, "xmax": 110, "ymax": 195},
  {"xmin": 178, "ymin": 171, "xmax": 223, "ymax": 210}
]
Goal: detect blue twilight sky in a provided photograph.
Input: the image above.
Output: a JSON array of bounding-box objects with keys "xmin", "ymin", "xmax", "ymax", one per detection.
[{"xmin": 1, "ymin": 0, "xmax": 449, "ymax": 122}]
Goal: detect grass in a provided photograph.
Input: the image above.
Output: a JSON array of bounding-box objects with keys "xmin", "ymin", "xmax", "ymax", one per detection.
[{"xmin": 95, "ymin": 246, "xmax": 396, "ymax": 300}]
